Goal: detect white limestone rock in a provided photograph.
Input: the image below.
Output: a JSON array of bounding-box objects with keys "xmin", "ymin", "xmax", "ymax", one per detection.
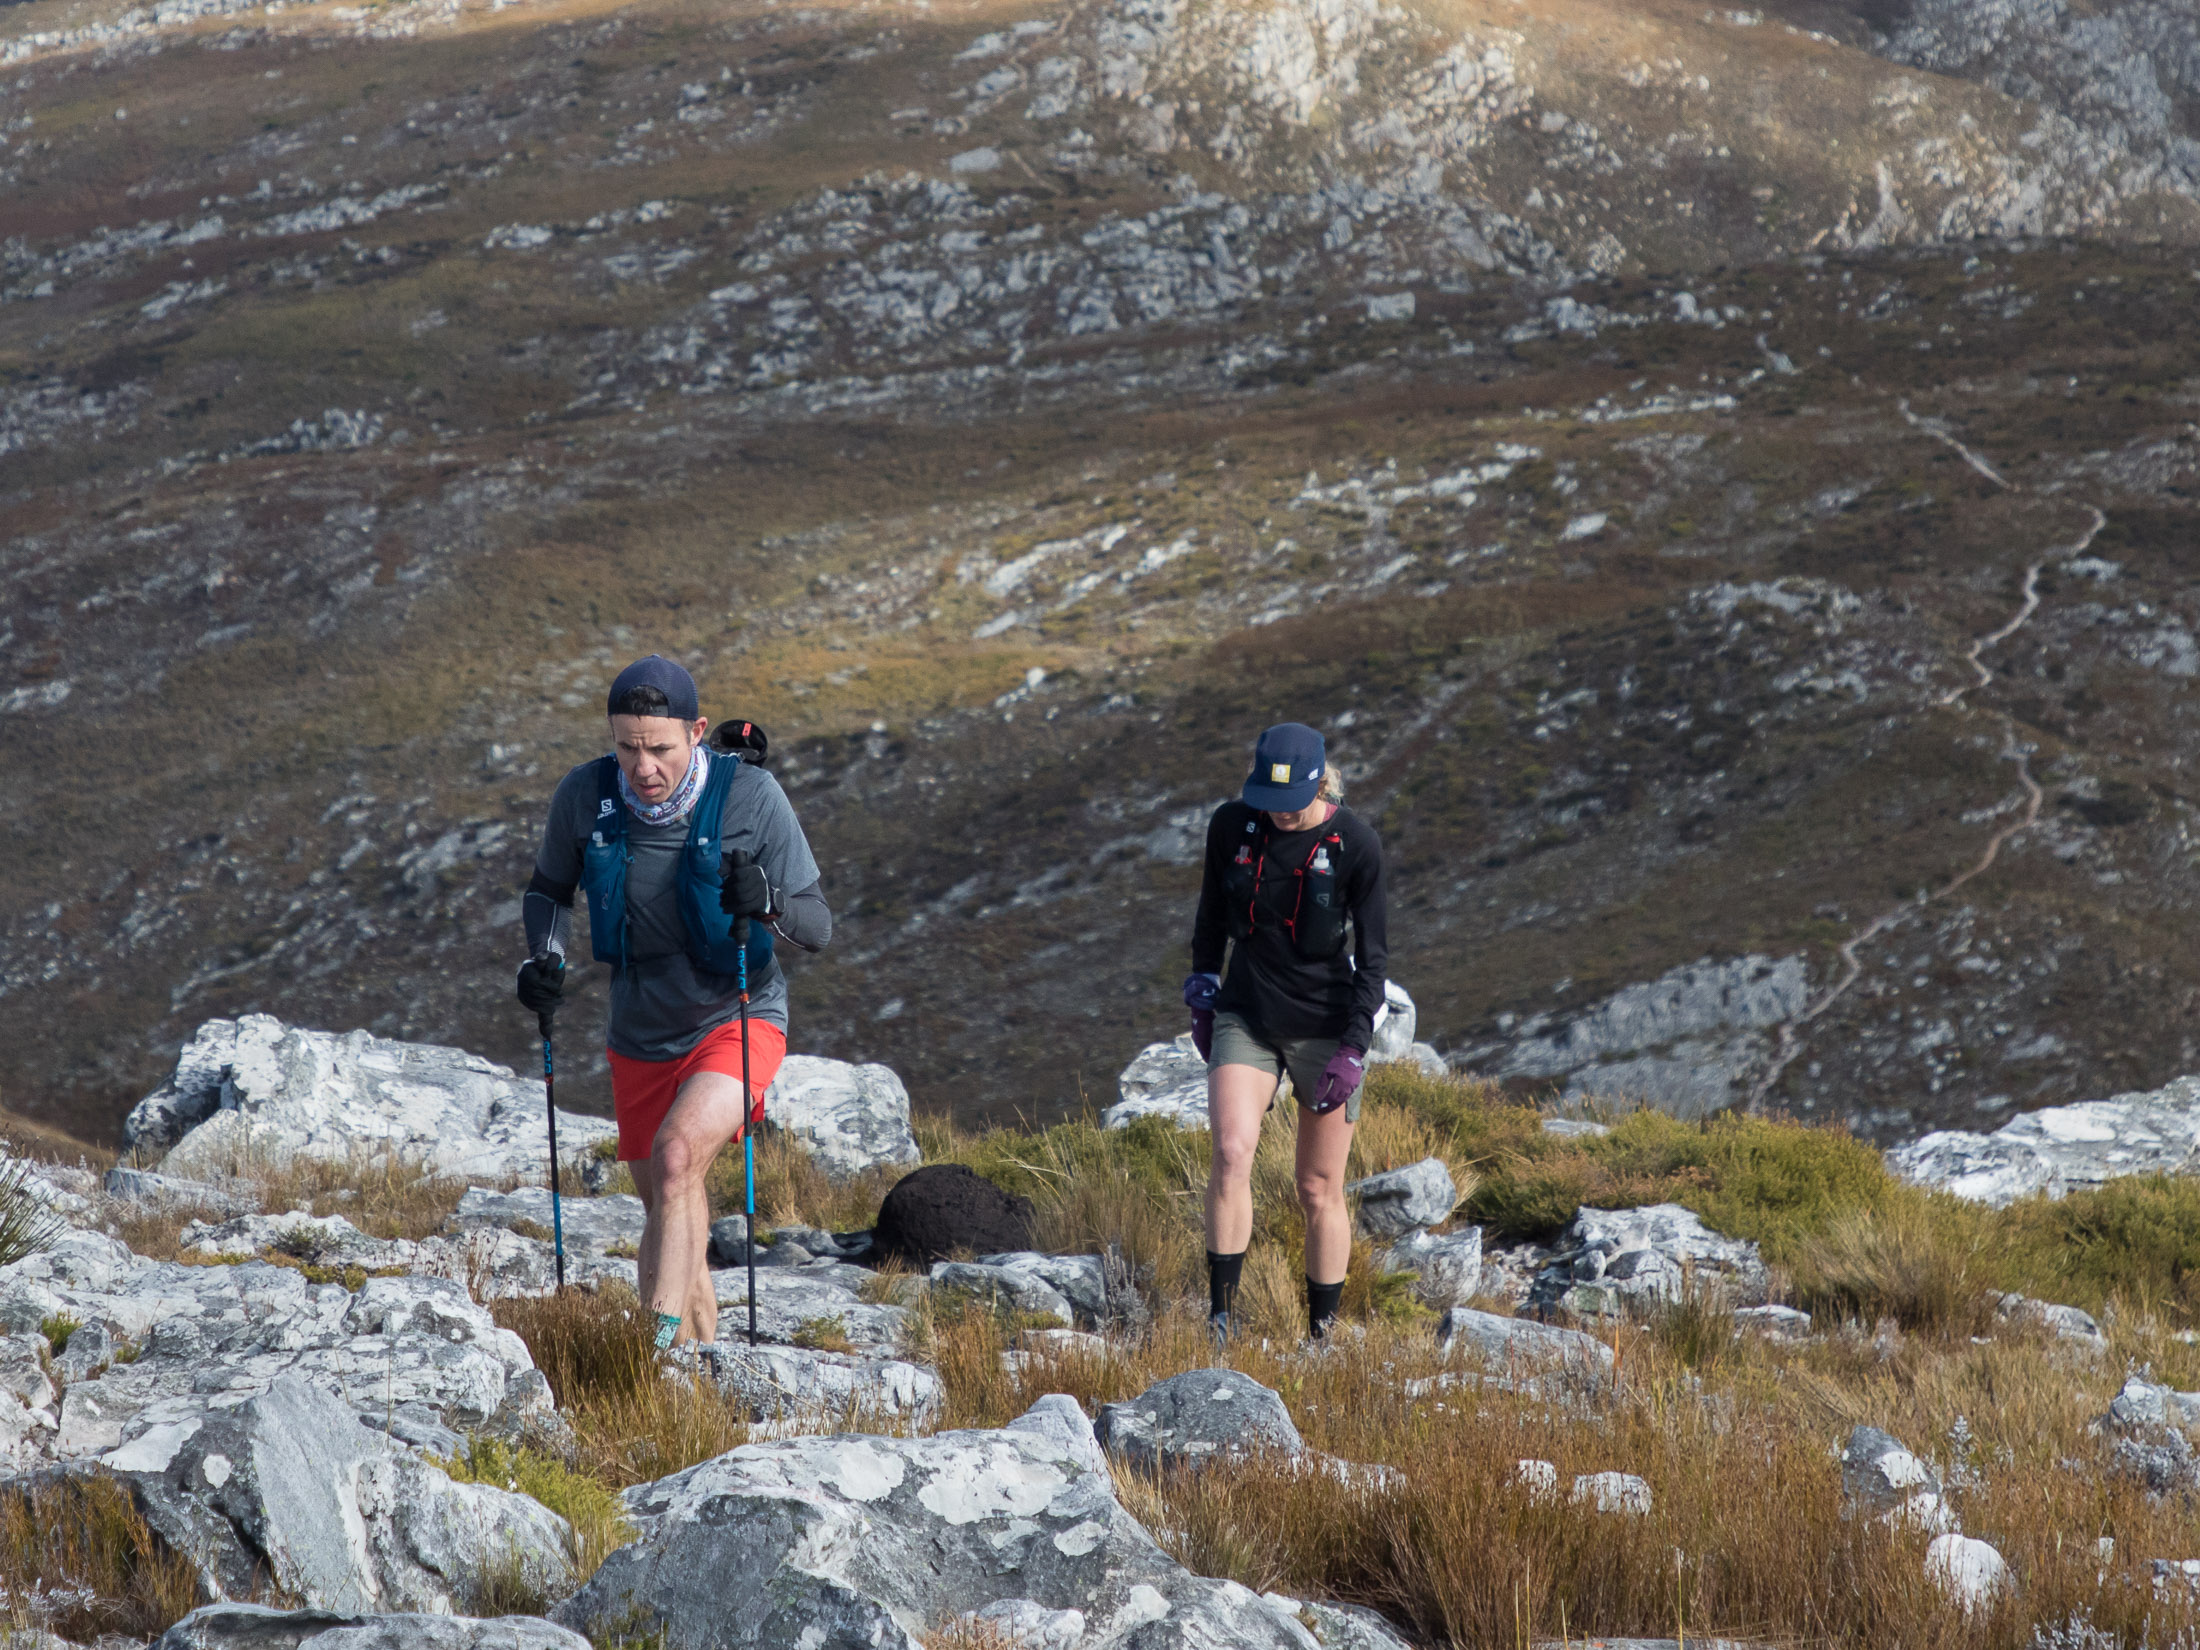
[
  {"xmin": 554, "ymin": 1397, "xmax": 1323, "ymax": 1649},
  {"xmin": 1925, "ymin": 1533, "xmax": 2009, "ymax": 1614},
  {"xmin": 1570, "ymin": 1471, "xmax": 1652, "ymax": 1516},
  {"xmin": 761, "ymin": 1055, "xmax": 921, "ymax": 1178},
  {"xmin": 449, "ymin": 1186, "xmax": 646, "ymax": 1257},
  {"xmin": 1890, "ymin": 1073, "xmax": 2200, "ymax": 1206},
  {"xmin": 1437, "ymin": 1307, "xmax": 1613, "ymax": 1387},
  {"xmin": 1376, "ymin": 1226, "xmax": 1482, "ymax": 1308},
  {"xmin": 1478, "ymin": 954, "xmax": 1810, "ymax": 1120},
  {"xmin": 104, "ymin": 1375, "xmax": 573, "ymax": 1615},
  {"xmin": 129, "ymin": 1016, "xmax": 614, "ymax": 1182},
  {"xmin": 1527, "ymin": 1203, "xmax": 1770, "ymax": 1316},
  {"xmin": 1095, "ymin": 1369, "xmax": 1305, "ymax": 1470},
  {"xmin": 1366, "ymin": 979, "xmax": 1418, "ymax": 1063},
  {"xmin": 0, "ymin": 1233, "xmax": 549, "ymax": 1463},
  {"xmin": 1346, "ymin": 1157, "xmax": 1458, "ymax": 1237},
  {"xmin": 1106, "ymin": 1035, "xmax": 1209, "ymax": 1131},
  {"xmin": 153, "ymin": 1606, "xmax": 592, "ymax": 1649},
  {"xmin": 711, "ymin": 1343, "xmax": 943, "ymax": 1428}
]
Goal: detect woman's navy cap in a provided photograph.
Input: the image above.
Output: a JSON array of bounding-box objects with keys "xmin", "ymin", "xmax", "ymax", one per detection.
[
  {"xmin": 1241, "ymin": 722, "xmax": 1326, "ymax": 811},
  {"xmin": 606, "ymin": 655, "xmax": 700, "ymax": 721}
]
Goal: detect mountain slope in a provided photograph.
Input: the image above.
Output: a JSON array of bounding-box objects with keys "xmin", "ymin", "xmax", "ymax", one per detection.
[{"xmin": 6, "ymin": 0, "xmax": 2200, "ymax": 1141}]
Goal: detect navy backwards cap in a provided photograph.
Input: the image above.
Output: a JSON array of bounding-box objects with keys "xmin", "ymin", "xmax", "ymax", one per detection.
[
  {"xmin": 606, "ymin": 654, "xmax": 700, "ymax": 721},
  {"xmin": 1241, "ymin": 722, "xmax": 1327, "ymax": 811}
]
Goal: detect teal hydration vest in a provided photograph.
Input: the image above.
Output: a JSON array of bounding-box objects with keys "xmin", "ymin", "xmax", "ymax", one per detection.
[{"xmin": 579, "ymin": 753, "xmax": 776, "ymax": 985}]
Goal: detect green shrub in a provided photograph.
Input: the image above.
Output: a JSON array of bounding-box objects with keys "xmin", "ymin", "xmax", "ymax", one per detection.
[
  {"xmin": 1998, "ymin": 1175, "xmax": 2200, "ymax": 1315},
  {"xmin": 1362, "ymin": 1066, "xmax": 1901, "ymax": 1257},
  {"xmin": 1786, "ymin": 1196, "xmax": 1998, "ymax": 1334}
]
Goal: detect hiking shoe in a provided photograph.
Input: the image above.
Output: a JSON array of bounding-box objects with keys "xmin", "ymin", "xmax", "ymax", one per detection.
[{"xmin": 1208, "ymin": 1311, "xmax": 1232, "ymax": 1350}]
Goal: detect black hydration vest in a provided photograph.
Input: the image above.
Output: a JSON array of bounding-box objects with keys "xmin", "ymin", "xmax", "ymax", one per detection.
[{"xmin": 1221, "ymin": 813, "xmax": 1350, "ymax": 961}]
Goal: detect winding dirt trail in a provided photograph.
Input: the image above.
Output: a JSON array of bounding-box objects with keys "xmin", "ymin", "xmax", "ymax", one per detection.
[{"xmin": 1743, "ymin": 407, "xmax": 2106, "ymax": 1111}]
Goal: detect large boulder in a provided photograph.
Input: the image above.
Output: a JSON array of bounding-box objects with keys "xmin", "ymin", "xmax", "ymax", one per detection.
[
  {"xmin": 103, "ymin": 1376, "xmax": 574, "ymax": 1614},
  {"xmin": 1526, "ymin": 1204, "xmax": 1770, "ymax": 1316},
  {"xmin": 1095, "ymin": 1370, "xmax": 1304, "ymax": 1471},
  {"xmin": 1346, "ymin": 1159, "xmax": 1458, "ymax": 1238},
  {"xmin": 153, "ymin": 1605, "xmax": 591, "ymax": 1649},
  {"xmin": 872, "ymin": 1163, "xmax": 1033, "ymax": 1265},
  {"xmin": 448, "ymin": 1187, "xmax": 646, "ymax": 1258},
  {"xmin": 554, "ymin": 1396, "xmax": 1324, "ymax": 1650},
  {"xmin": 128, "ymin": 1017, "xmax": 614, "ymax": 1181},
  {"xmin": 1104, "ymin": 1037, "xmax": 1210, "ymax": 1132},
  {"xmin": 711, "ymin": 1343, "xmax": 942, "ymax": 1428},
  {"xmin": 0, "ymin": 1232, "xmax": 551, "ymax": 1463},
  {"xmin": 708, "ymin": 1261, "xmax": 911, "ymax": 1351},
  {"xmin": 1889, "ymin": 1073, "xmax": 2200, "ymax": 1207},
  {"xmin": 761, "ymin": 1055, "xmax": 922, "ymax": 1179}
]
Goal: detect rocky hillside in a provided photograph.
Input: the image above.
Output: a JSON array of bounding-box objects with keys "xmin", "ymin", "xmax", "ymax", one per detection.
[
  {"xmin": 8, "ymin": 0, "xmax": 2200, "ymax": 1141},
  {"xmin": 4, "ymin": 1020, "xmax": 2200, "ymax": 1646}
]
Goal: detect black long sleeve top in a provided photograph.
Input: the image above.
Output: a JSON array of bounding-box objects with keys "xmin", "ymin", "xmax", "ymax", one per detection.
[{"xmin": 1190, "ymin": 799, "xmax": 1388, "ymax": 1051}]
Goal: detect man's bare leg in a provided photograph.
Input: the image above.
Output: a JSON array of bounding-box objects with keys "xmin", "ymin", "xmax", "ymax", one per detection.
[{"xmin": 635, "ymin": 1070, "xmax": 745, "ymax": 1347}]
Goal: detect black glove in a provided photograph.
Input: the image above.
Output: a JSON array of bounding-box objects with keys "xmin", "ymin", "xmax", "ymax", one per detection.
[
  {"xmin": 516, "ymin": 953, "xmax": 566, "ymax": 1024},
  {"xmin": 719, "ymin": 848, "xmax": 777, "ymax": 920}
]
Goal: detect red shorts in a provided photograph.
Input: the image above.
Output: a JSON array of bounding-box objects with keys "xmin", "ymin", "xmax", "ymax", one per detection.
[{"xmin": 607, "ymin": 1019, "xmax": 787, "ymax": 1163}]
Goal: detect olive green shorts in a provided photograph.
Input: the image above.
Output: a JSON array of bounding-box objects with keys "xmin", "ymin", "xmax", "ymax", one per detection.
[{"xmin": 1207, "ymin": 1010, "xmax": 1362, "ymax": 1123}]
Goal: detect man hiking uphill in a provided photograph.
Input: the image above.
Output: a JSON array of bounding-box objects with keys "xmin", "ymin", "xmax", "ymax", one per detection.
[
  {"xmin": 1186, "ymin": 722, "xmax": 1388, "ymax": 1344},
  {"xmin": 515, "ymin": 655, "xmax": 830, "ymax": 1360}
]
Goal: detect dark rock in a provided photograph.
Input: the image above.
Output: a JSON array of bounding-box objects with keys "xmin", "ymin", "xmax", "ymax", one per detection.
[{"xmin": 872, "ymin": 1163, "xmax": 1033, "ymax": 1265}]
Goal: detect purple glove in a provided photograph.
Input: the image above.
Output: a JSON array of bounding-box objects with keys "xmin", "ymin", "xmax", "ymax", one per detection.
[
  {"xmin": 1309, "ymin": 1047, "xmax": 1365, "ymax": 1116},
  {"xmin": 1183, "ymin": 973, "xmax": 1221, "ymax": 1062},
  {"xmin": 1190, "ymin": 1009, "xmax": 1214, "ymax": 1062}
]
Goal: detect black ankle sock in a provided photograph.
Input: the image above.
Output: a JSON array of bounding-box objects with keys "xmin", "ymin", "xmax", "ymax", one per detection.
[
  {"xmin": 1307, "ymin": 1278, "xmax": 1345, "ymax": 1339},
  {"xmin": 1207, "ymin": 1250, "xmax": 1245, "ymax": 1321}
]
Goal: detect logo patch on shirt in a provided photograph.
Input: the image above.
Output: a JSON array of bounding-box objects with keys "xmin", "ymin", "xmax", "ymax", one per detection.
[
  {"xmin": 598, "ymin": 798, "xmax": 617, "ymax": 817},
  {"xmin": 1270, "ymin": 762, "xmax": 1292, "ymax": 784}
]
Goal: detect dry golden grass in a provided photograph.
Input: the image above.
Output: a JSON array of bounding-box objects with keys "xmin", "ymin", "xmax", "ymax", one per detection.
[
  {"xmin": 912, "ymin": 1291, "xmax": 2200, "ymax": 1649},
  {"xmin": 493, "ymin": 1283, "xmax": 754, "ymax": 1490},
  {"xmin": 706, "ymin": 1126, "xmax": 910, "ymax": 1236},
  {"xmin": 0, "ymin": 1473, "xmax": 203, "ymax": 1642}
]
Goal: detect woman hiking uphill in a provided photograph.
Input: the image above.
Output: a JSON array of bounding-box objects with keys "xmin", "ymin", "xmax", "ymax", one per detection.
[
  {"xmin": 1187, "ymin": 722, "xmax": 1388, "ymax": 1344},
  {"xmin": 513, "ymin": 655, "xmax": 831, "ymax": 1365}
]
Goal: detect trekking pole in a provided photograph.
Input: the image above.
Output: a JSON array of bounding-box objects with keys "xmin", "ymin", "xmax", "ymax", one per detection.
[
  {"xmin": 736, "ymin": 891, "xmax": 758, "ymax": 1347},
  {"xmin": 538, "ymin": 1009, "xmax": 567, "ymax": 1292}
]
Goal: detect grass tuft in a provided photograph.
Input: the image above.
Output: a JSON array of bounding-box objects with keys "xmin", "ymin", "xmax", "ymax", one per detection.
[
  {"xmin": 491, "ymin": 1284, "xmax": 751, "ymax": 1490},
  {"xmin": 436, "ymin": 1434, "xmax": 633, "ymax": 1579},
  {"xmin": 0, "ymin": 1473, "xmax": 201, "ymax": 1642}
]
